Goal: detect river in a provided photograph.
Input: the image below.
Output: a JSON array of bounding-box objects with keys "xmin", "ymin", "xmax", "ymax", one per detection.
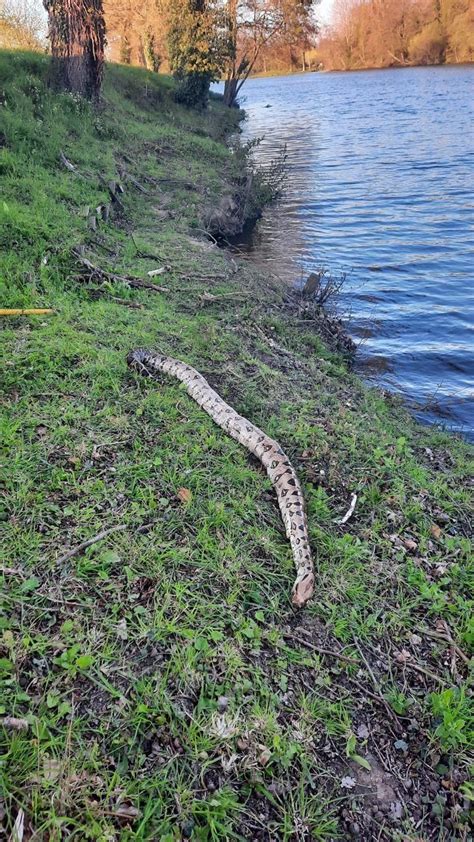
[{"xmin": 221, "ymin": 66, "xmax": 474, "ymax": 440}]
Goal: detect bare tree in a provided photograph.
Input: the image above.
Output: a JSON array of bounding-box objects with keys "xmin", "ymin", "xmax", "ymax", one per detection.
[
  {"xmin": 317, "ymin": 0, "xmax": 472, "ymax": 69},
  {"xmin": 43, "ymin": 0, "xmax": 106, "ymax": 98},
  {"xmin": 223, "ymin": 1, "xmax": 316, "ymax": 107},
  {"xmin": 0, "ymin": 0, "xmax": 46, "ymax": 49}
]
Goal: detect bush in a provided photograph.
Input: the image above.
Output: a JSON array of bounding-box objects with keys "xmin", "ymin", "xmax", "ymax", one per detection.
[
  {"xmin": 174, "ymin": 71, "xmax": 211, "ymax": 109},
  {"xmin": 409, "ymin": 22, "xmax": 447, "ymax": 65}
]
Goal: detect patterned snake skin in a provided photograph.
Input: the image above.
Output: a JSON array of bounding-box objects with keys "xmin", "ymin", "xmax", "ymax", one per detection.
[{"xmin": 127, "ymin": 349, "xmax": 314, "ymax": 607}]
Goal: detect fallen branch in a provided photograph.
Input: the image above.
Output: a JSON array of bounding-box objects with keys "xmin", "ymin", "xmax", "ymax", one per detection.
[
  {"xmin": 253, "ymin": 323, "xmax": 295, "ymax": 358},
  {"xmin": 55, "ymin": 524, "xmax": 127, "ymax": 566},
  {"xmin": 198, "ymin": 292, "xmax": 249, "ymax": 304},
  {"xmin": 421, "ymin": 625, "xmax": 470, "ymax": 666},
  {"xmin": 402, "ymin": 660, "xmax": 447, "ymax": 686},
  {"xmin": 147, "ymin": 267, "xmax": 169, "ymax": 277},
  {"xmin": 59, "ymin": 150, "xmax": 77, "ymax": 173},
  {"xmin": 0, "ymin": 566, "xmax": 25, "ymax": 577},
  {"xmin": 72, "ymin": 251, "xmax": 170, "ymax": 293},
  {"xmin": 125, "ymin": 173, "xmax": 148, "ymax": 194},
  {"xmin": 109, "ymin": 297, "xmax": 143, "ymax": 309},
  {"xmin": 283, "ymin": 632, "xmax": 358, "ymax": 665}
]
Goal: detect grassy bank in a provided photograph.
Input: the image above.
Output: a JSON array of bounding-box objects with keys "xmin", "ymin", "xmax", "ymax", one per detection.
[{"xmin": 1, "ymin": 51, "xmax": 473, "ymax": 841}]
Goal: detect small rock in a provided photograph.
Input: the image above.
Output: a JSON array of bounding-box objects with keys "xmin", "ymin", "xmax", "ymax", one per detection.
[
  {"xmin": 217, "ymin": 695, "xmax": 229, "ymax": 713},
  {"xmin": 390, "ymin": 801, "xmax": 403, "ymax": 820},
  {"xmin": 394, "ymin": 739, "xmax": 409, "ymax": 752},
  {"xmin": 341, "ymin": 776, "xmax": 356, "ymax": 790}
]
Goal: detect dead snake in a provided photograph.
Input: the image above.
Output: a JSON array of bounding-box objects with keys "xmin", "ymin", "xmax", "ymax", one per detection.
[{"xmin": 127, "ymin": 349, "xmax": 314, "ymax": 607}]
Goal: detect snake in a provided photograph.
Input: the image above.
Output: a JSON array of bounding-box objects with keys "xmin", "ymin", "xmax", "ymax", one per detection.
[{"xmin": 127, "ymin": 349, "xmax": 314, "ymax": 607}]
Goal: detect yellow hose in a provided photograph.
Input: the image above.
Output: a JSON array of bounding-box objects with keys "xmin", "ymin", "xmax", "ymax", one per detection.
[{"xmin": 0, "ymin": 309, "xmax": 54, "ymax": 316}]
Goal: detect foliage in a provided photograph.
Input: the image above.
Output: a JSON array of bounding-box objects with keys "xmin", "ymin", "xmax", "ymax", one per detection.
[
  {"xmin": 0, "ymin": 0, "xmax": 45, "ymax": 50},
  {"xmin": 143, "ymin": 27, "xmax": 160, "ymax": 72},
  {"xmin": 409, "ymin": 20, "xmax": 446, "ymax": 65},
  {"xmin": 317, "ymin": 0, "xmax": 474, "ymax": 70},
  {"xmin": 430, "ymin": 688, "xmax": 473, "ymax": 752},
  {"xmin": 168, "ymin": 0, "xmax": 230, "ymax": 108}
]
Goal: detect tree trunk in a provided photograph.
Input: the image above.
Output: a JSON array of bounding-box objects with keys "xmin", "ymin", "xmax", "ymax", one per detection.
[
  {"xmin": 44, "ymin": 0, "xmax": 106, "ymax": 99},
  {"xmin": 223, "ymin": 77, "xmax": 238, "ymax": 107}
]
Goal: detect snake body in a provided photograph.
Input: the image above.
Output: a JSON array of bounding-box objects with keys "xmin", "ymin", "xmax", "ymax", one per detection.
[{"xmin": 127, "ymin": 349, "xmax": 314, "ymax": 607}]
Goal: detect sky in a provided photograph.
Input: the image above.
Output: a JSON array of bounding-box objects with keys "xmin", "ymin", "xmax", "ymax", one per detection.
[
  {"xmin": 29, "ymin": 0, "xmax": 335, "ymax": 27},
  {"xmin": 319, "ymin": 0, "xmax": 335, "ymax": 25},
  {"xmin": 27, "ymin": 0, "xmax": 335, "ymax": 39}
]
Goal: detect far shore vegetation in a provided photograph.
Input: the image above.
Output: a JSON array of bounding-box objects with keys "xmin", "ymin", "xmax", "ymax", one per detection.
[{"xmin": 1, "ymin": 0, "xmax": 473, "ymax": 91}]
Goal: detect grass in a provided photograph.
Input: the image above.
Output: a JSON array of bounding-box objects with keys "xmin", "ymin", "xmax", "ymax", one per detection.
[{"xmin": 1, "ymin": 50, "xmax": 473, "ymax": 840}]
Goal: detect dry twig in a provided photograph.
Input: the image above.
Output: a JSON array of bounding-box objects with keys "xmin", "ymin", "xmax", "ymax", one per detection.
[
  {"xmin": 339, "ymin": 493, "xmax": 358, "ymax": 525},
  {"xmin": 283, "ymin": 633, "xmax": 358, "ymax": 665},
  {"xmin": 55, "ymin": 524, "xmax": 127, "ymax": 566},
  {"xmin": 353, "ymin": 638, "xmax": 403, "ymax": 731}
]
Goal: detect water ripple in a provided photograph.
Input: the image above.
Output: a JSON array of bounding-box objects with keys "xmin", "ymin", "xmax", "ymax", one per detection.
[{"xmin": 221, "ymin": 66, "xmax": 474, "ymax": 439}]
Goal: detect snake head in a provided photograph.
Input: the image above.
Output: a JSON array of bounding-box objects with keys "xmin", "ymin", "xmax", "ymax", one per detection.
[{"xmin": 291, "ymin": 572, "xmax": 314, "ymax": 608}]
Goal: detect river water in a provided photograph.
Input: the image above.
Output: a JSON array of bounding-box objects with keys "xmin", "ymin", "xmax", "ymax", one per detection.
[{"xmin": 223, "ymin": 67, "xmax": 474, "ymax": 440}]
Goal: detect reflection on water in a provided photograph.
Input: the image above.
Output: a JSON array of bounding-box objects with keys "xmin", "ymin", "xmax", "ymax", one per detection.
[{"xmin": 220, "ymin": 66, "xmax": 474, "ymax": 440}]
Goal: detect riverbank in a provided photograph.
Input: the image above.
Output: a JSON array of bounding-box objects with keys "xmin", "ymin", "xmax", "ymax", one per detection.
[{"xmin": 1, "ymin": 51, "xmax": 473, "ymax": 840}]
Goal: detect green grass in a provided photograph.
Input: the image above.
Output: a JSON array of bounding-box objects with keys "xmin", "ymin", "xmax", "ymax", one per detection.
[{"xmin": 1, "ymin": 50, "xmax": 473, "ymax": 840}]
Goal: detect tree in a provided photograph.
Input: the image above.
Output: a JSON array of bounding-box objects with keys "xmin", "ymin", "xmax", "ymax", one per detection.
[
  {"xmin": 222, "ymin": 0, "xmax": 318, "ymax": 108},
  {"xmin": 316, "ymin": 0, "xmax": 473, "ymax": 70},
  {"xmin": 43, "ymin": 0, "xmax": 106, "ymax": 99},
  {"xmin": 168, "ymin": 0, "xmax": 228, "ymax": 107},
  {"xmin": 143, "ymin": 27, "xmax": 161, "ymax": 71},
  {"xmin": 103, "ymin": 0, "xmax": 167, "ymax": 69}
]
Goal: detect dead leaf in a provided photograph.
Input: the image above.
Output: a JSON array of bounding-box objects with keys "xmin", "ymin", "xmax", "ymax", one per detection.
[
  {"xmin": 430, "ymin": 523, "xmax": 442, "ymax": 540},
  {"xmin": 395, "ymin": 649, "xmax": 411, "ymax": 664},
  {"xmin": 1, "ymin": 717, "xmax": 28, "ymax": 731},
  {"xmin": 402, "ymin": 537, "xmax": 418, "ymax": 552},
  {"xmin": 115, "ymin": 618, "xmax": 128, "ymax": 641},
  {"xmin": 177, "ymin": 487, "xmax": 192, "ymax": 504},
  {"xmin": 221, "ymin": 753, "xmax": 238, "ymax": 773},
  {"xmin": 43, "ymin": 756, "xmax": 62, "ymax": 782},
  {"xmin": 257, "ymin": 746, "xmax": 272, "ymax": 767},
  {"xmin": 114, "ymin": 802, "xmax": 141, "ymax": 821},
  {"xmin": 9, "ymin": 808, "xmax": 24, "ymax": 842},
  {"xmin": 209, "ymin": 713, "xmax": 238, "ymax": 738}
]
